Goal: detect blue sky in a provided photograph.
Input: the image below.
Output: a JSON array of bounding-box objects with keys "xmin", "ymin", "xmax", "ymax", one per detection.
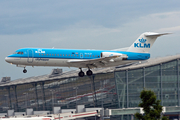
[{"xmin": 1, "ymin": 0, "xmax": 180, "ymax": 80}]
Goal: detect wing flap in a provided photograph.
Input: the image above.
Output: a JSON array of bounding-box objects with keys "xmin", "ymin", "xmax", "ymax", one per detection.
[{"xmin": 67, "ymin": 55, "xmax": 120, "ymax": 68}]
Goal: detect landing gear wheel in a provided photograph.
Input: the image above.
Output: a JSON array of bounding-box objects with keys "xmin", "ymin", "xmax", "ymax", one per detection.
[
  {"xmin": 86, "ymin": 70, "xmax": 93, "ymax": 76},
  {"xmin": 78, "ymin": 71, "xmax": 85, "ymax": 77},
  {"xmin": 23, "ymin": 69, "xmax": 27, "ymax": 73}
]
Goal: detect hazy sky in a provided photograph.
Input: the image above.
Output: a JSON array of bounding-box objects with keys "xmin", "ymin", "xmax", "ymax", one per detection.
[{"xmin": 1, "ymin": 0, "xmax": 180, "ymax": 80}]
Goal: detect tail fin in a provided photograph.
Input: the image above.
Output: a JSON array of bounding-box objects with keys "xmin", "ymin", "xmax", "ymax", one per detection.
[{"xmin": 127, "ymin": 32, "xmax": 170, "ymax": 53}]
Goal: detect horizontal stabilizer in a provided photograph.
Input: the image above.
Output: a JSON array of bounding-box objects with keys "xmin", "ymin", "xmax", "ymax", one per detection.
[{"xmin": 144, "ymin": 32, "xmax": 172, "ymax": 37}]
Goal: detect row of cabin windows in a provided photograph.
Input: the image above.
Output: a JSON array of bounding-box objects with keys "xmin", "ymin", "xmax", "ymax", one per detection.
[{"xmin": 38, "ymin": 54, "xmax": 99, "ymax": 57}]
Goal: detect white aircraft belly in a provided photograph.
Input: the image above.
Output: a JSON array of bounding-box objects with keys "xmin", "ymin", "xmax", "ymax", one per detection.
[
  {"xmin": 13, "ymin": 57, "xmax": 139, "ymax": 69},
  {"xmin": 18, "ymin": 58, "xmax": 69, "ymax": 67}
]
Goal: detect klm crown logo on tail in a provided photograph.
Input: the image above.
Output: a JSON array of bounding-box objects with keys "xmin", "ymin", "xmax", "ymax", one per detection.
[{"xmin": 134, "ymin": 38, "xmax": 150, "ymax": 48}]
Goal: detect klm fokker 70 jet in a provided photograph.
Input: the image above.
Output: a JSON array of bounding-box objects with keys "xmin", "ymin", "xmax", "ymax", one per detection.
[{"xmin": 5, "ymin": 32, "xmax": 169, "ymax": 77}]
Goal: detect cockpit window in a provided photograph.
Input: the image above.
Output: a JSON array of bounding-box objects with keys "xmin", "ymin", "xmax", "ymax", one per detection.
[
  {"xmin": 13, "ymin": 52, "xmax": 18, "ymax": 54},
  {"xmin": 15, "ymin": 51, "xmax": 24, "ymax": 55}
]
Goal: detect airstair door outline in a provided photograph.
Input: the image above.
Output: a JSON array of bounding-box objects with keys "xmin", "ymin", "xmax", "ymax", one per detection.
[
  {"xmin": 80, "ymin": 53, "xmax": 83, "ymax": 59},
  {"xmin": 28, "ymin": 49, "xmax": 33, "ymax": 63}
]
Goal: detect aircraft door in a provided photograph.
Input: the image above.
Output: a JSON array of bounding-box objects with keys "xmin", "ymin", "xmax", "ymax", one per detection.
[
  {"xmin": 28, "ymin": 49, "xmax": 33, "ymax": 63},
  {"xmin": 80, "ymin": 53, "xmax": 83, "ymax": 59}
]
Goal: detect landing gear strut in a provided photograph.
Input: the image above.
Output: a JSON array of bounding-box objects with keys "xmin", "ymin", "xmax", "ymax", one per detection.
[{"xmin": 23, "ymin": 68, "xmax": 27, "ymax": 73}]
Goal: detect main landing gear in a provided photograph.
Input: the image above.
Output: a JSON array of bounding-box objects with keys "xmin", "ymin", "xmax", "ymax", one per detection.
[
  {"xmin": 23, "ymin": 68, "xmax": 27, "ymax": 73},
  {"xmin": 78, "ymin": 68, "xmax": 93, "ymax": 77}
]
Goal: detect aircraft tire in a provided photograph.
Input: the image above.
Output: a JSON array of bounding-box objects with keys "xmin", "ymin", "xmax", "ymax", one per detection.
[
  {"xmin": 86, "ymin": 70, "xmax": 93, "ymax": 76},
  {"xmin": 23, "ymin": 69, "xmax": 27, "ymax": 73},
  {"xmin": 79, "ymin": 71, "xmax": 84, "ymax": 77}
]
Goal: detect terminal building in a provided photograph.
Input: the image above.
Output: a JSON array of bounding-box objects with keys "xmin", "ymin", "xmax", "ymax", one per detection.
[{"xmin": 1, "ymin": 54, "xmax": 180, "ymax": 119}]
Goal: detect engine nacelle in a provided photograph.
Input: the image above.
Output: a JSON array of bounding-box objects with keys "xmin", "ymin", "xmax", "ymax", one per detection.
[
  {"xmin": 101, "ymin": 52, "xmax": 122, "ymax": 58},
  {"xmin": 101, "ymin": 52, "xmax": 128, "ymax": 62}
]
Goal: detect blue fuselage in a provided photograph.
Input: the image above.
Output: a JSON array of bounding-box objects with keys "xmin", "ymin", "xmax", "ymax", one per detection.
[{"xmin": 7, "ymin": 48, "xmax": 150, "ymax": 60}]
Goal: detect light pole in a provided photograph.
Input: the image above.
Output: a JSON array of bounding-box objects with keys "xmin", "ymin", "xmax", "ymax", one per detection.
[
  {"xmin": 4, "ymin": 95, "xmax": 8, "ymax": 108},
  {"xmin": 23, "ymin": 93, "xmax": 28, "ymax": 109},
  {"xmin": 101, "ymin": 81, "xmax": 104, "ymax": 108},
  {"xmin": 73, "ymin": 87, "xmax": 78, "ymax": 106},
  {"xmin": 50, "ymin": 90, "xmax": 55, "ymax": 110}
]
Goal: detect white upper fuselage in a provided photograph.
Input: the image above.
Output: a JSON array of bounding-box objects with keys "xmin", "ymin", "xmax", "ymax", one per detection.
[{"xmin": 5, "ymin": 48, "xmax": 150, "ymax": 68}]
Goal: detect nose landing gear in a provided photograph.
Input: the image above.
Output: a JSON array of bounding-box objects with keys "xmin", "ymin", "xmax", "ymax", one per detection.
[{"xmin": 23, "ymin": 68, "xmax": 27, "ymax": 73}]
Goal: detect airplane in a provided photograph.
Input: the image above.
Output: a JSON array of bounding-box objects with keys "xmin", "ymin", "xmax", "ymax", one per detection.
[{"xmin": 5, "ymin": 32, "xmax": 170, "ymax": 77}]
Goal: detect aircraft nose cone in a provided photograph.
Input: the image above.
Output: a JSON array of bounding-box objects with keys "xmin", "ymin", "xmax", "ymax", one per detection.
[{"xmin": 5, "ymin": 57, "xmax": 11, "ymax": 63}]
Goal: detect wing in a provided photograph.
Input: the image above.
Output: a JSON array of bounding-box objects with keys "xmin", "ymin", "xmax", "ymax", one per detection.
[{"xmin": 67, "ymin": 55, "xmax": 127, "ymax": 68}]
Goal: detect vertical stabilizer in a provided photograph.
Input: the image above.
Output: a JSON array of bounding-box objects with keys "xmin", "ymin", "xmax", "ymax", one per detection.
[{"xmin": 127, "ymin": 32, "xmax": 170, "ymax": 53}]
